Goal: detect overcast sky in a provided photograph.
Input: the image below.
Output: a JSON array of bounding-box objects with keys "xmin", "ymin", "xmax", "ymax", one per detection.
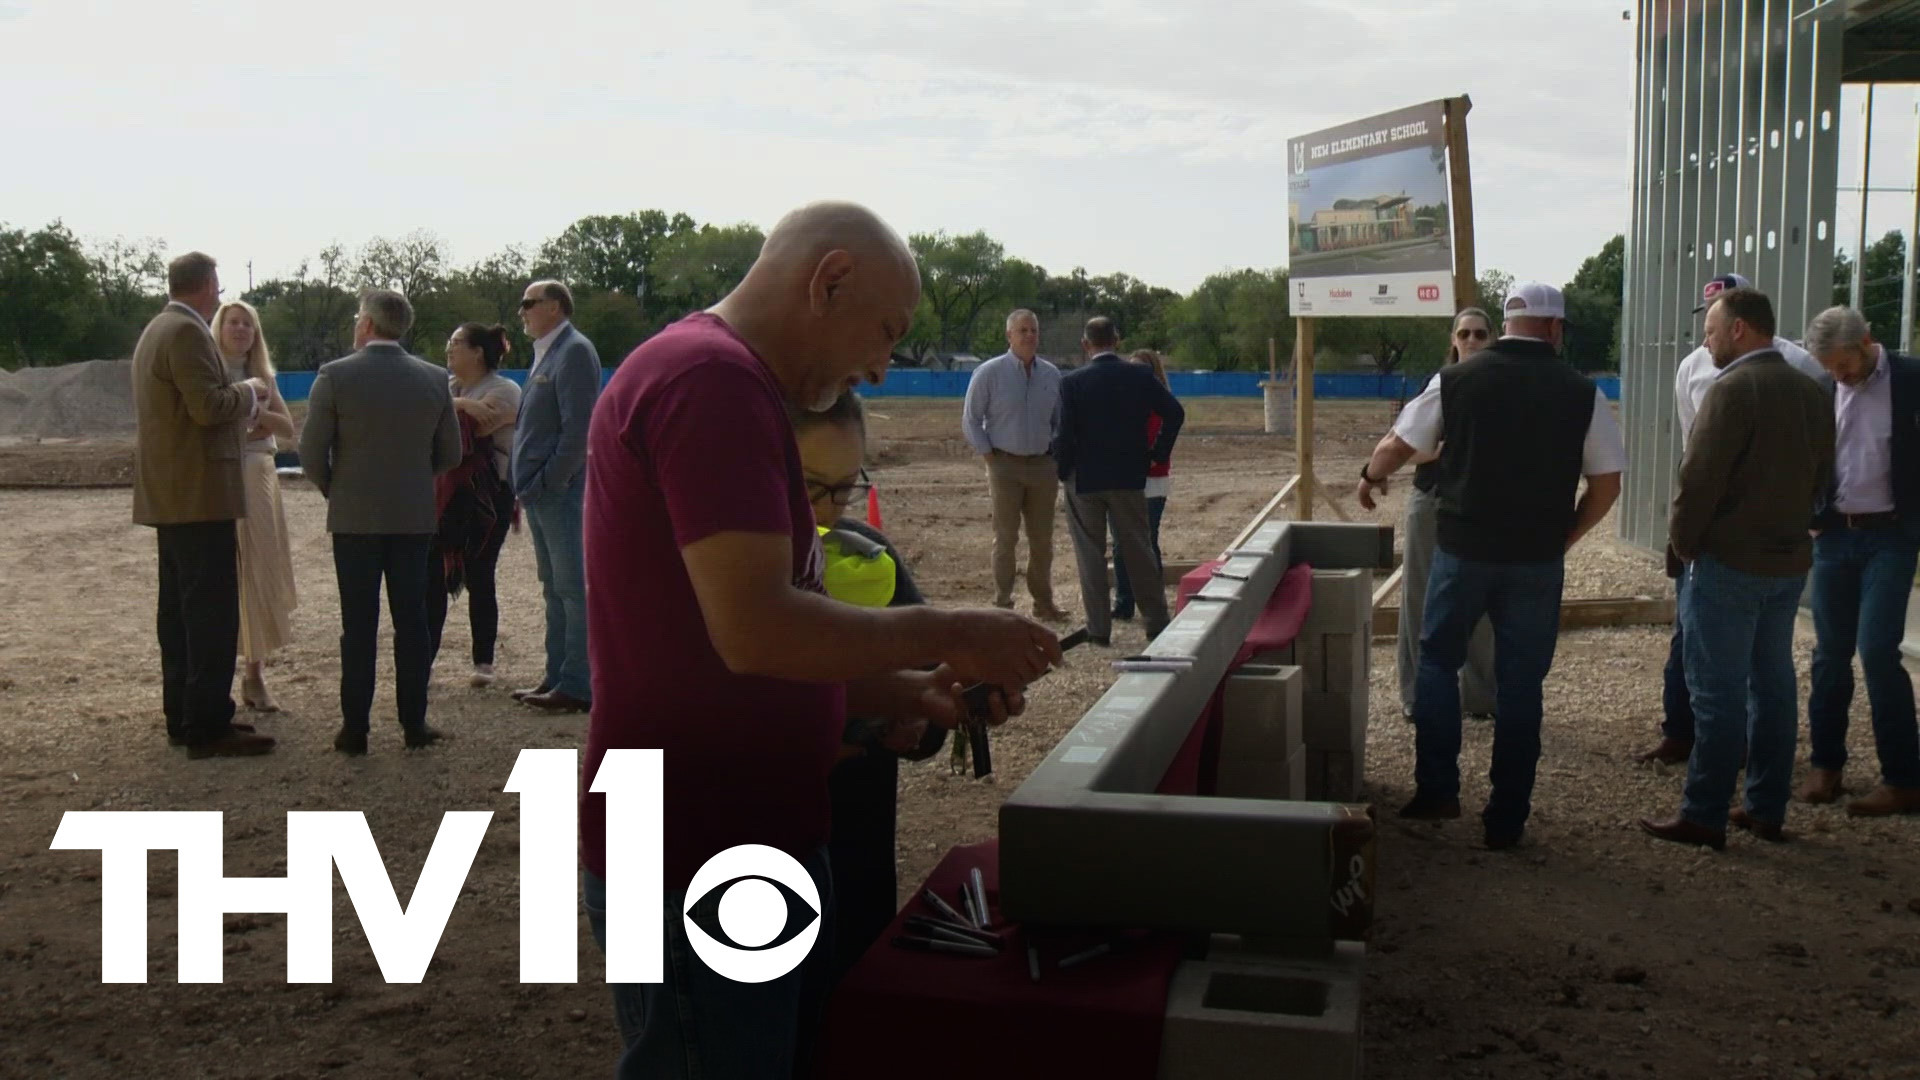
[{"xmin": 0, "ymin": 1, "xmax": 1912, "ymax": 295}]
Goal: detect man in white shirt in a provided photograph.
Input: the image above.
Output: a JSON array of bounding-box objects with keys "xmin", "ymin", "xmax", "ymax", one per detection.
[
  {"xmin": 962, "ymin": 309, "xmax": 1068, "ymax": 620},
  {"xmin": 1800, "ymin": 305, "xmax": 1920, "ymax": 817},
  {"xmin": 1354, "ymin": 283, "xmax": 1625, "ymax": 850},
  {"xmin": 1641, "ymin": 273, "xmax": 1825, "ymax": 765}
]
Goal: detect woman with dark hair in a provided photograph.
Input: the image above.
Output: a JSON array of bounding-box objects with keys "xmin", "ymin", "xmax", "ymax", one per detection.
[
  {"xmin": 1390, "ymin": 308, "xmax": 1498, "ymax": 721},
  {"xmin": 427, "ymin": 322, "xmax": 522, "ymax": 687}
]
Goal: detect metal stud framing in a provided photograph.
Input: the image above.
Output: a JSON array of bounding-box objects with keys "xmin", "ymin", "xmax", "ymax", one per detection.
[{"xmin": 1619, "ymin": 0, "xmax": 1846, "ymax": 551}]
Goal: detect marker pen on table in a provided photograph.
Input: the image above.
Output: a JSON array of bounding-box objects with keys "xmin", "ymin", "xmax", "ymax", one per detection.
[
  {"xmin": 1057, "ymin": 942, "xmax": 1113, "ymax": 969},
  {"xmin": 892, "ymin": 935, "xmax": 999, "ymax": 958},
  {"xmin": 922, "ymin": 888, "xmax": 968, "ymax": 926}
]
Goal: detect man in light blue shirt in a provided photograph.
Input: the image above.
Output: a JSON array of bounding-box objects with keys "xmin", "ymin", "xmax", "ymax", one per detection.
[{"xmin": 962, "ymin": 309, "xmax": 1069, "ymax": 620}]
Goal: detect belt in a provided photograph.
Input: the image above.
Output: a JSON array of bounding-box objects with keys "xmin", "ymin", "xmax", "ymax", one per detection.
[{"xmin": 1838, "ymin": 511, "xmax": 1900, "ymax": 530}]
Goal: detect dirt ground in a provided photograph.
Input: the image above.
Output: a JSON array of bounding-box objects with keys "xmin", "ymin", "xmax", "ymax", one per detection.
[{"xmin": 2, "ymin": 398, "xmax": 1918, "ymax": 1080}]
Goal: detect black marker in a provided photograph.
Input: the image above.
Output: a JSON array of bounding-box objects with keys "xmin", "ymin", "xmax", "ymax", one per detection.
[{"xmin": 892, "ymin": 934, "xmax": 998, "ymax": 958}]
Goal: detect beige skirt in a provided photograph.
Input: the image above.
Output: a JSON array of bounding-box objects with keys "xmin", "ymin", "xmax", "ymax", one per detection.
[{"xmin": 237, "ymin": 450, "xmax": 298, "ymax": 661}]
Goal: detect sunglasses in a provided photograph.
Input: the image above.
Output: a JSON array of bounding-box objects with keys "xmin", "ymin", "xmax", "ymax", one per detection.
[
  {"xmin": 807, "ymin": 468, "xmax": 873, "ymax": 508},
  {"xmin": 519, "ymin": 297, "xmax": 548, "ymax": 310}
]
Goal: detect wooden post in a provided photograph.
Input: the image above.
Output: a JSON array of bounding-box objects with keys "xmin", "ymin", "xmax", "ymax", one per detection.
[
  {"xmin": 1443, "ymin": 96, "xmax": 1477, "ymax": 311},
  {"xmin": 1294, "ymin": 318, "xmax": 1316, "ymax": 521},
  {"xmin": 1268, "ymin": 337, "xmax": 1278, "ymax": 382}
]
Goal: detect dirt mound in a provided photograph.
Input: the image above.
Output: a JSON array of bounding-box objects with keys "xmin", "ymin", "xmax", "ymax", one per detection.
[{"xmin": 0, "ymin": 359, "xmax": 136, "ymax": 440}]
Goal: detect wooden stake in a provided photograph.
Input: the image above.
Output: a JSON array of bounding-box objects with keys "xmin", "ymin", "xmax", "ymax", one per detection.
[
  {"xmin": 1294, "ymin": 318, "xmax": 1316, "ymax": 522},
  {"xmin": 1268, "ymin": 336, "xmax": 1278, "ymax": 383},
  {"xmin": 1443, "ymin": 96, "xmax": 1478, "ymax": 311}
]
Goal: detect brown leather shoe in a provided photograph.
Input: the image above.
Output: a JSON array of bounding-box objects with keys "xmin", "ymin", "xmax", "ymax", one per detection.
[
  {"xmin": 186, "ymin": 732, "xmax": 276, "ymax": 759},
  {"xmin": 1728, "ymin": 807, "xmax": 1786, "ymax": 842},
  {"xmin": 1797, "ymin": 768, "xmax": 1844, "ymax": 804},
  {"xmin": 1845, "ymin": 785, "xmax": 1920, "ymax": 817},
  {"xmin": 522, "ymin": 690, "xmax": 591, "ymax": 713},
  {"xmin": 1636, "ymin": 737, "xmax": 1693, "ymax": 765},
  {"xmin": 1639, "ymin": 814, "xmax": 1726, "ymax": 851},
  {"xmin": 511, "ymin": 683, "xmax": 553, "ymax": 702}
]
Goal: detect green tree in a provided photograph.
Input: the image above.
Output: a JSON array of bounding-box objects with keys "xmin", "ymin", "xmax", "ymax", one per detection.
[
  {"xmin": 1833, "ymin": 229, "xmax": 1907, "ymax": 347},
  {"xmin": 0, "ymin": 221, "xmax": 96, "ymax": 367},
  {"xmin": 255, "ymin": 243, "xmax": 356, "ymax": 370},
  {"xmin": 1562, "ymin": 234, "xmax": 1625, "ymax": 373},
  {"xmin": 909, "ymin": 230, "xmax": 1013, "ymax": 362},
  {"xmin": 571, "ymin": 291, "xmax": 651, "ymax": 366},
  {"xmin": 537, "ymin": 211, "xmax": 696, "ymax": 301},
  {"xmin": 650, "ymin": 223, "xmax": 765, "ymax": 322}
]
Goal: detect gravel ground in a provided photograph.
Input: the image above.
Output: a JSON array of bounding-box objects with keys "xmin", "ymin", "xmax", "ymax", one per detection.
[{"xmin": 1, "ymin": 399, "xmax": 1916, "ymax": 1080}]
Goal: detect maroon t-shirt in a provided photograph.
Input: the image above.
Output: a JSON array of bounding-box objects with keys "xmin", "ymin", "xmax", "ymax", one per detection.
[{"xmin": 580, "ymin": 312, "xmax": 843, "ymax": 890}]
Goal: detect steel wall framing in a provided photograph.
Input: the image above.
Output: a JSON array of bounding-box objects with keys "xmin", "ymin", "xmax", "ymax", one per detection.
[{"xmin": 1619, "ymin": 0, "xmax": 1844, "ymax": 550}]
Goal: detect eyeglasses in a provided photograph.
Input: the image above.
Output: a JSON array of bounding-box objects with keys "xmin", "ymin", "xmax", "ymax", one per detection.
[
  {"xmin": 1454, "ymin": 327, "xmax": 1490, "ymax": 341},
  {"xmin": 807, "ymin": 468, "xmax": 873, "ymax": 508}
]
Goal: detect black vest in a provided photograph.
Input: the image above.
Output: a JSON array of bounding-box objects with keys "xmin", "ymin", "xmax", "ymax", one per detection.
[{"xmin": 1432, "ymin": 338, "xmax": 1596, "ymax": 562}]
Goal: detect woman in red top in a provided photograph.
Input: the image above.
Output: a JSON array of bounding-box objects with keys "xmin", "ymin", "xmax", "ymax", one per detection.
[{"xmin": 1112, "ymin": 349, "xmax": 1174, "ymax": 621}]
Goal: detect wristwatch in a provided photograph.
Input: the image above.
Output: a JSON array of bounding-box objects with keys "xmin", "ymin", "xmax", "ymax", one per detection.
[{"xmin": 1359, "ymin": 462, "xmax": 1379, "ymax": 485}]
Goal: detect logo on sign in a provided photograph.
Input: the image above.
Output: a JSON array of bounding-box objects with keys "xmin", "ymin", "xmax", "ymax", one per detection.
[
  {"xmin": 1417, "ymin": 285, "xmax": 1441, "ymax": 301},
  {"xmin": 1292, "ymin": 142, "xmax": 1306, "ymax": 176},
  {"xmin": 1376, "ymin": 284, "xmax": 1390, "ymax": 296}
]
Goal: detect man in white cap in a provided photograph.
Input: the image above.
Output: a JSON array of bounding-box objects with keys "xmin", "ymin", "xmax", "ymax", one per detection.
[
  {"xmin": 1638, "ymin": 272, "xmax": 1825, "ymax": 765},
  {"xmin": 1354, "ymin": 282, "xmax": 1626, "ymax": 850}
]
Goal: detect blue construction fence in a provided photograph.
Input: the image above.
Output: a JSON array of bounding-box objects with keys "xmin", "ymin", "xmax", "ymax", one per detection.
[{"xmin": 276, "ymin": 367, "xmax": 1621, "ymax": 403}]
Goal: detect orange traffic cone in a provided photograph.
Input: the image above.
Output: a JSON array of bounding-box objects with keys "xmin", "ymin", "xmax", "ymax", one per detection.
[{"xmin": 866, "ymin": 485, "xmax": 884, "ymax": 531}]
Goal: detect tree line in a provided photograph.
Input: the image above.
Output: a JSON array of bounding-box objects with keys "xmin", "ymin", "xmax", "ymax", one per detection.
[{"xmin": 5, "ymin": 210, "xmax": 1907, "ymax": 378}]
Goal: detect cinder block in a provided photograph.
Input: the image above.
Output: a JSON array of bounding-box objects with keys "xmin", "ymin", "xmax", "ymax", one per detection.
[
  {"xmin": 1158, "ymin": 957, "xmax": 1363, "ymax": 1080},
  {"xmin": 1293, "ymin": 633, "xmax": 1326, "ymax": 690},
  {"xmin": 1221, "ymin": 665, "xmax": 1303, "ymax": 763},
  {"xmin": 1216, "ymin": 748, "xmax": 1309, "ymax": 802},
  {"xmin": 1322, "ymin": 632, "xmax": 1368, "ymax": 693},
  {"xmin": 1247, "ymin": 646, "xmax": 1293, "ymax": 668},
  {"xmin": 1302, "ymin": 689, "xmax": 1367, "ymax": 752},
  {"xmin": 1322, "ymin": 749, "xmax": 1364, "ymax": 803},
  {"xmin": 1302, "ymin": 569, "xmax": 1371, "ymax": 634}
]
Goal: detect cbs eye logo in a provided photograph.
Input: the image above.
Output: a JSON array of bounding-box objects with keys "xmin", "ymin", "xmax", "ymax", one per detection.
[{"xmin": 681, "ymin": 845, "xmax": 823, "ymax": 982}]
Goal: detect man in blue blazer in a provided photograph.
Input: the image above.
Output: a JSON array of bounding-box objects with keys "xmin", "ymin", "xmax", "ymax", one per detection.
[
  {"xmin": 1801, "ymin": 305, "xmax": 1920, "ymax": 817},
  {"xmin": 511, "ymin": 279, "xmax": 603, "ymax": 712},
  {"xmin": 1052, "ymin": 316, "xmax": 1184, "ymax": 644}
]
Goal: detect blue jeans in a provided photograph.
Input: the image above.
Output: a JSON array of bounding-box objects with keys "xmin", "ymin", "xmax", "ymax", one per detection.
[
  {"xmin": 1808, "ymin": 527, "xmax": 1920, "ymax": 788},
  {"xmin": 1679, "ymin": 555, "xmax": 1805, "ymax": 829},
  {"xmin": 1412, "ymin": 548, "xmax": 1565, "ymax": 837},
  {"xmin": 523, "ymin": 474, "xmax": 591, "ymax": 701},
  {"xmin": 1661, "ymin": 578, "xmax": 1697, "ymax": 741},
  {"xmin": 582, "ymin": 850, "xmax": 835, "ymax": 1080},
  {"xmin": 1112, "ymin": 495, "xmax": 1166, "ymax": 616}
]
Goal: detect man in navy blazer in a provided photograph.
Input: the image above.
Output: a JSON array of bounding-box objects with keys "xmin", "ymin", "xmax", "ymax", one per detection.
[
  {"xmin": 1801, "ymin": 305, "xmax": 1920, "ymax": 817},
  {"xmin": 1053, "ymin": 316, "xmax": 1184, "ymax": 644},
  {"xmin": 510, "ymin": 279, "xmax": 603, "ymax": 713}
]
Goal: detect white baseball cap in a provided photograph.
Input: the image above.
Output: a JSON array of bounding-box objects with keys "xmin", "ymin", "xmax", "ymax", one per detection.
[{"xmin": 1502, "ymin": 282, "xmax": 1565, "ymax": 320}]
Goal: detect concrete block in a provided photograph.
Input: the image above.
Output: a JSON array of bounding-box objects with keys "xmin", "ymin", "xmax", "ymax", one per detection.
[
  {"xmin": 1293, "ymin": 633, "xmax": 1326, "ymax": 690},
  {"xmin": 1247, "ymin": 645, "xmax": 1293, "ymax": 668},
  {"xmin": 1158, "ymin": 956, "xmax": 1363, "ymax": 1080},
  {"xmin": 1322, "ymin": 631, "xmax": 1368, "ymax": 693},
  {"xmin": 1302, "ymin": 569, "xmax": 1371, "ymax": 634},
  {"xmin": 1302, "ymin": 689, "xmax": 1367, "ymax": 752},
  {"xmin": 1221, "ymin": 665, "xmax": 1303, "ymax": 763},
  {"xmin": 1216, "ymin": 748, "xmax": 1309, "ymax": 802},
  {"xmin": 1322, "ymin": 750, "xmax": 1364, "ymax": 803}
]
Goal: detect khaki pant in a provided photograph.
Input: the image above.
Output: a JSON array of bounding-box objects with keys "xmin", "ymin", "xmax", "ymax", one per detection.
[{"xmin": 985, "ymin": 450, "xmax": 1058, "ymax": 608}]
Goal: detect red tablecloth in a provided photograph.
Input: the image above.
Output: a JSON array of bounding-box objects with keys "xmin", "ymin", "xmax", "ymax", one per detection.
[
  {"xmin": 812, "ymin": 839, "xmax": 1187, "ymax": 1079},
  {"xmin": 813, "ymin": 564, "xmax": 1315, "ymax": 1080}
]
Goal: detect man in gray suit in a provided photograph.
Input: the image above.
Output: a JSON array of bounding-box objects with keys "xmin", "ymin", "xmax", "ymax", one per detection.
[
  {"xmin": 510, "ymin": 279, "xmax": 602, "ymax": 713},
  {"xmin": 300, "ymin": 288, "xmax": 463, "ymax": 754}
]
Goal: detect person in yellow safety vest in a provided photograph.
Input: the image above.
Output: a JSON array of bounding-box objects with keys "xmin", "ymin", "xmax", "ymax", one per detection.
[{"xmin": 795, "ymin": 391, "xmax": 979, "ymax": 990}]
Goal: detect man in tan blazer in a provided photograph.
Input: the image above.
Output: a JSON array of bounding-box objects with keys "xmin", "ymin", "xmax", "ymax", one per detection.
[{"xmin": 132, "ymin": 252, "xmax": 276, "ymax": 758}]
